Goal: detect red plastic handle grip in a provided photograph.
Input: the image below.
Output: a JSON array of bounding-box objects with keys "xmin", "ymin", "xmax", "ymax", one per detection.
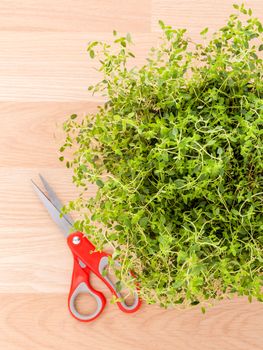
[{"xmin": 67, "ymin": 232, "xmax": 141, "ymax": 314}]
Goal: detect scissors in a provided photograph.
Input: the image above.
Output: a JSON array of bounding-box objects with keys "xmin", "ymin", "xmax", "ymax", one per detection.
[{"xmin": 32, "ymin": 174, "xmax": 141, "ymax": 322}]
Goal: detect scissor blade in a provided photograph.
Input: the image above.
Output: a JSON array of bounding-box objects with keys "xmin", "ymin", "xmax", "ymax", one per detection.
[
  {"xmin": 31, "ymin": 180, "xmax": 72, "ymax": 237},
  {"xmin": 39, "ymin": 174, "xmax": 74, "ymax": 226}
]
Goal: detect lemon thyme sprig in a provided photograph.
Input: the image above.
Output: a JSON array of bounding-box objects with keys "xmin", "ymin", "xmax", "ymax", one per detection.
[{"xmin": 60, "ymin": 4, "xmax": 263, "ymax": 309}]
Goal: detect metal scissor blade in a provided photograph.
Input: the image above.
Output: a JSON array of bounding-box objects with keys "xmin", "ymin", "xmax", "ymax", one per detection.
[
  {"xmin": 39, "ymin": 174, "xmax": 74, "ymax": 226},
  {"xmin": 31, "ymin": 180, "xmax": 72, "ymax": 237}
]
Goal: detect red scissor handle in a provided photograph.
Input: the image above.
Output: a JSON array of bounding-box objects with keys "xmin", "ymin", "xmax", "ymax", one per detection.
[{"xmin": 67, "ymin": 232, "xmax": 141, "ymax": 321}]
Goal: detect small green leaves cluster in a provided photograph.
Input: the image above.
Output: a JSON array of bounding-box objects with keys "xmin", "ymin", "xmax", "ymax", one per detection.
[{"xmin": 61, "ymin": 4, "xmax": 263, "ymax": 308}]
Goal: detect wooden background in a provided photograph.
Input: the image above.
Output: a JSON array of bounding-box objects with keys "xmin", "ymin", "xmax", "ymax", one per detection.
[{"xmin": 0, "ymin": 1, "xmax": 262, "ymax": 349}]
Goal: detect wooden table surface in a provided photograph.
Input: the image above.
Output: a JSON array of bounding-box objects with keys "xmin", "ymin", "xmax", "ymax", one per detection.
[{"xmin": 0, "ymin": 1, "xmax": 262, "ymax": 349}]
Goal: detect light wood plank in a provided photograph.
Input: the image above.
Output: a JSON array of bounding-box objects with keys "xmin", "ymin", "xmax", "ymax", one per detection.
[
  {"xmin": 0, "ymin": 32, "xmax": 157, "ymax": 101},
  {"xmin": 0, "ymin": 294, "xmax": 262, "ymax": 350},
  {"xmin": 0, "ymin": 168, "xmax": 104, "ymax": 293},
  {"xmin": 152, "ymin": 0, "xmax": 263, "ymax": 40},
  {"xmin": 0, "ymin": 168, "xmax": 78, "ymax": 293},
  {"xmin": 0, "ymin": 1, "xmax": 263, "ymax": 349},
  {"xmin": 0, "ymin": 102, "xmax": 99, "ymax": 167},
  {"xmin": 0, "ymin": 0, "xmax": 150, "ymax": 32}
]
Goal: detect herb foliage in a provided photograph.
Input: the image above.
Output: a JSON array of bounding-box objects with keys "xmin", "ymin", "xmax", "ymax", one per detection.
[{"xmin": 61, "ymin": 5, "xmax": 263, "ymax": 308}]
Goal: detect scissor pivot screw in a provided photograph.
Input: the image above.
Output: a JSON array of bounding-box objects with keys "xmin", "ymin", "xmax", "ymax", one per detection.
[{"xmin": 72, "ymin": 236, "xmax": 81, "ymax": 245}]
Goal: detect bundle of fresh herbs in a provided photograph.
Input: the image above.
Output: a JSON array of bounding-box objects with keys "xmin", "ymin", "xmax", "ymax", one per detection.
[{"xmin": 60, "ymin": 4, "xmax": 263, "ymax": 309}]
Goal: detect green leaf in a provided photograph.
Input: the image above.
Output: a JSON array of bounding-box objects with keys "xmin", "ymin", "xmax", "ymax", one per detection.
[
  {"xmin": 96, "ymin": 179, "xmax": 104, "ymax": 188},
  {"xmin": 158, "ymin": 20, "xmax": 165, "ymax": 29},
  {"xmin": 91, "ymin": 214, "xmax": 97, "ymax": 221},
  {"xmin": 200, "ymin": 27, "xmax": 208, "ymax": 36},
  {"xmin": 89, "ymin": 49, "xmax": 95, "ymax": 58},
  {"xmin": 114, "ymin": 225, "xmax": 123, "ymax": 231},
  {"xmin": 259, "ymin": 44, "xmax": 263, "ymax": 51},
  {"xmin": 139, "ymin": 217, "xmax": 148, "ymax": 228},
  {"xmin": 174, "ymin": 179, "xmax": 186, "ymax": 188},
  {"xmin": 126, "ymin": 33, "xmax": 132, "ymax": 43},
  {"xmin": 177, "ymin": 251, "xmax": 188, "ymax": 263},
  {"xmin": 217, "ymin": 147, "xmax": 223, "ymax": 155}
]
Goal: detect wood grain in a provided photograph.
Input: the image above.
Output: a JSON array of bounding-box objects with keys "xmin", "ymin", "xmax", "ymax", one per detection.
[
  {"xmin": 0, "ymin": 0, "xmax": 262, "ymax": 349},
  {"xmin": 0, "ymin": 33, "xmax": 157, "ymax": 101},
  {"xmin": 0, "ymin": 294, "xmax": 262, "ymax": 350},
  {"xmin": 152, "ymin": 0, "xmax": 263, "ymax": 39},
  {"xmin": 0, "ymin": 0, "xmax": 151, "ymax": 32},
  {"xmin": 0, "ymin": 102, "xmax": 98, "ymax": 167}
]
